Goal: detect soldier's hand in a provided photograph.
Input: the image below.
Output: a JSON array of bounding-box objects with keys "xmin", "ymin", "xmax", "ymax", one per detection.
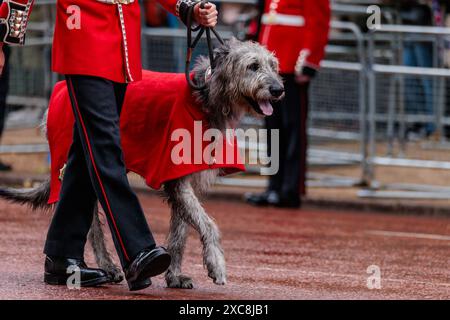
[
  {"xmin": 295, "ymin": 74, "xmax": 311, "ymax": 84},
  {"xmin": 194, "ymin": 2, "xmax": 218, "ymax": 28}
]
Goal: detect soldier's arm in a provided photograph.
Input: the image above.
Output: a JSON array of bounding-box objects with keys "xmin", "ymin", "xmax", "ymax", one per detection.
[
  {"xmin": 157, "ymin": 0, "xmax": 217, "ymax": 27},
  {"xmin": 295, "ymin": 0, "xmax": 331, "ymax": 78},
  {"xmin": 0, "ymin": 0, "xmax": 34, "ymax": 45}
]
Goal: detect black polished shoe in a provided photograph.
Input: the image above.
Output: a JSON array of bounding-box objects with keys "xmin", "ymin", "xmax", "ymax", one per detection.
[
  {"xmin": 245, "ymin": 191, "xmax": 280, "ymax": 206},
  {"xmin": 0, "ymin": 161, "xmax": 12, "ymax": 171},
  {"xmin": 44, "ymin": 256, "xmax": 111, "ymax": 287},
  {"xmin": 273, "ymin": 193, "xmax": 301, "ymax": 209},
  {"xmin": 125, "ymin": 246, "xmax": 171, "ymax": 291}
]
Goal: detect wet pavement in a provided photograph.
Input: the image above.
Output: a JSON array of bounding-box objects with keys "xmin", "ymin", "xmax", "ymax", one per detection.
[{"xmin": 0, "ymin": 192, "xmax": 448, "ymax": 300}]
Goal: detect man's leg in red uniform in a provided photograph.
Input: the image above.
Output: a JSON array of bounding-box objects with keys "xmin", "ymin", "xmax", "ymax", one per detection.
[
  {"xmin": 245, "ymin": 81, "xmax": 286, "ymax": 206},
  {"xmin": 298, "ymin": 83, "xmax": 309, "ymax": 196},
  {"xmin": 246, "ymin": 74, "xmax": 304, "ymax": 208},
  {"xmin": 266, "ymin": 96, "xmax": 286, "ymax": 194},
  {"xmin": 44, "ymin": 75, "xmax": 170, "ymax": 290},
  {"xmin": 44, "ymin": 122, "xmax": 98, "ymax": 259},
  {"xmin": 277, "ymin": 74, "xmax": 304, "ymax": 207},
  {"xmin": 246, "ymin": 74, "xmax": 289, "ymax": 206}
]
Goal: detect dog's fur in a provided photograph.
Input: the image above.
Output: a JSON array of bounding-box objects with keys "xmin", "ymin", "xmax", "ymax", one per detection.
[{"xmin": 0, "ymin": 38, "xmax": 283, "ymax": 289}]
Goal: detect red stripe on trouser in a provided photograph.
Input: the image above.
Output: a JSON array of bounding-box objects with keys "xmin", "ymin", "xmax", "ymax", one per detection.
[{"xmin": 67, "ymin": 78, "xmax": 130, "ymax": 261}]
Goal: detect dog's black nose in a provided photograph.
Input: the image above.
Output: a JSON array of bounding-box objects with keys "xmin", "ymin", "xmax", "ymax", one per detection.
[{"xmin": 269, "ymin": 85, "xmax": 284, "ymax": 98}]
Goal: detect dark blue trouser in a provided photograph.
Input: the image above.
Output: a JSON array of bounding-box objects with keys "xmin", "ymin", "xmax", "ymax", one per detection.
[
  {"xmin": 44, "ymin": 75, "xmax": 155, "ymax": 268},
  {"xmin": 266, "ymin": 74, "xmax": 309, "ymax": 198}
]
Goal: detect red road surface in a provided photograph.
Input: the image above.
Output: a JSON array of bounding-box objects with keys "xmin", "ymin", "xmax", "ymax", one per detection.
[{"xmin": 0, "ymin": 192, "xmax": 448, "ymax": 299}]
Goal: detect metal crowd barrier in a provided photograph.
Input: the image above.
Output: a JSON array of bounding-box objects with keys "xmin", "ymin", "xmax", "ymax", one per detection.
[{"xmin": 362, "ymin": 25, "xmax": 450, "ymax": 199}]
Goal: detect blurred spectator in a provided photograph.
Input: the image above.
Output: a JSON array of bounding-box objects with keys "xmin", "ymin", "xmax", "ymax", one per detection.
[
  {"xmin": 400, "ymin": 0, "xmax": 435, "ymax": 139},
  {"xmin": 246, "ymin": 0, "xmax": 330, "ymax": 208},
  {"xmin": 432, "ymin": 0, "xmax": 444, "ymax": 26},
  {"xmin": 220, "ymin": 3, "xmax": 259, "ymax": 40},
  {"xmin": 434, "ymin": 0, "xmax": 450, "ymax": 68}
]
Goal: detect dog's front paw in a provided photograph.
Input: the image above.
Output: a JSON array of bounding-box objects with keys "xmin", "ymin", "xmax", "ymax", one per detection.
[
  {"xmin": 166, "ymin": 272, "xmax": 194, "ymax": 289},
  {"xmin": 103, "ymin": 264, "xmax": 124, "ymax": 284},
  {"xmin": 204, "ymin": 247, "xmax": 227, "ymax": 285},
  {"xmin": 108, "ymin": 270, "xmax": 124, "ymax": 284},
  {"xmin": 208, "ymin": 269, "xmax": 227, "ymax": 285}
]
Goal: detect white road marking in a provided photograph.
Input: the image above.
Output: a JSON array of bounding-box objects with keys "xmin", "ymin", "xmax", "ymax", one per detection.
[{"xmin": 365, "ymin": 230, "xmax": 450, "ymax": 241}]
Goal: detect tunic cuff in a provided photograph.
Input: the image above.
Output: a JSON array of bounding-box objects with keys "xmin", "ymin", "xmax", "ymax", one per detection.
[
  {"xmin": 301, "ymin": 66, "xmax": 317, "ymax": 78},
  {"xmin": 176, "ymin": 0, "xmax": 200, "ymax": 26},
  {"xmin": 0, "ymin": 0, "xmax": 34, "ymax": 45}
]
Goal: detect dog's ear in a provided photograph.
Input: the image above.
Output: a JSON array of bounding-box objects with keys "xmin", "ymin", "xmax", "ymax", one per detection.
[
  {"xmin": 228, "ymin": 36, "xmax": 239, "ymax": 45},
  {"xmin": 213, "ymin": 41, "xmax": 231, "ymax": 63}
]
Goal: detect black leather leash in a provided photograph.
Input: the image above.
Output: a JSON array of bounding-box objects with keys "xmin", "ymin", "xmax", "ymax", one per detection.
[{"xmin": 185, "ymin": 1, "xmax": 225, "ymax": 90}]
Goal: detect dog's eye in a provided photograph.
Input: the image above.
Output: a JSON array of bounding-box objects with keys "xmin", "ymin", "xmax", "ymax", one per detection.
[{"xmin": 248, "ymin": 63, "xmax": 259, "ymax": 72}]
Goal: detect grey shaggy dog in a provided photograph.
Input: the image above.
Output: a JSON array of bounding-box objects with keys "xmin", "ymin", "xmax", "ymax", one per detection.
[{"xmin": 0, "ymin": 38, "xmax": 284, "ymax": 289}]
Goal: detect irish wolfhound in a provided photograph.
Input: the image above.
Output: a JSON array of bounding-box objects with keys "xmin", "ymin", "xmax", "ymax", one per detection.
[{"xmin": 0, "ymin": 38, "xmax": 284, "ymax": 289}]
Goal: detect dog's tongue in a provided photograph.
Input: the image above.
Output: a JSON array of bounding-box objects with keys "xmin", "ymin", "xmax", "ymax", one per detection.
[{"xmin": 258, "ymin": 101, "xmax": 273, "ymax": 116}]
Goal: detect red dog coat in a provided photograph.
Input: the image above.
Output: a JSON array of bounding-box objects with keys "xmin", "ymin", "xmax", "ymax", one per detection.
[{"xmin": 47, "ymin": 70, "xmax": 245, "ymax": 204}]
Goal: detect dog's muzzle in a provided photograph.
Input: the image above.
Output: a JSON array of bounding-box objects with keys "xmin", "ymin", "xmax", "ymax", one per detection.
[
  {"xmin": 269, "ymin": 84, "xmax": 284, "ymax": 99},
  {"xmin": 245, "ymin": 82, "xmax": 284, "ymax": 116}
]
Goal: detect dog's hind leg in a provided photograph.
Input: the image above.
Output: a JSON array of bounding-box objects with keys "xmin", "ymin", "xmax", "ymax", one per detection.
[
  {"xmin": 88, "ymin": 204, "xmax": 123, "ymax": 283},
  {"xmin": 164, "ymin": 181, "xmax": 194, "ymax": 289},
  {"xmin": 166, "ymin": 178, "xmax": 226, "ymax": 286}
]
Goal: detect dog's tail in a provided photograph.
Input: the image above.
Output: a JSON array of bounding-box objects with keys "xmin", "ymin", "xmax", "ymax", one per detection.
[{"xmin": 0, "ymin": 179, "xmax": 52, "ymax": 211}]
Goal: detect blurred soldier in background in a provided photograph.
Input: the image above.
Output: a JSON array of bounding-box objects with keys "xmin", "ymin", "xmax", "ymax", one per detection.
[
  {"xmin": 246, "ymin": 0, "xmax": 330, "ymax": 208},
  {"xmin": 0, "ymin": 0, "xmax": 11, "ymax": 171},
  {"xmin": 0, "ymin": 41, "xmax": 10, "ymax": 171}
]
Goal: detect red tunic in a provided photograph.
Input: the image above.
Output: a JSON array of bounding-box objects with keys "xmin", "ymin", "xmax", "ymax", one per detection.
[
  {"xmin": 0, "ymin": 0, "xmax": 179, "ymax": 82},
  {"xmin": 47, "ymin": 70, "xmax": 246, "ymax": 204},
  {"xmin": 259, "ymin": 0, "xmax": 331, "ymax": 74},
  {"xmin": 52, "ymin": 0, "xmax": 178, "ymax": 83}
]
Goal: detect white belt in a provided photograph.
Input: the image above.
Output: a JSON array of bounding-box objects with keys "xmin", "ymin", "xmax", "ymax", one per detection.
[
  {"xmin": 96, "ymin": 0, "xmax": 135, "ymax": 4},
  {"xmin": 261, "ymin": 13, "xmax": 305, "ymax": 27}
]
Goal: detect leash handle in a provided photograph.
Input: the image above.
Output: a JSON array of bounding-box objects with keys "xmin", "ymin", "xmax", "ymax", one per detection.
[{"xmin": 185, "ymin": 1, "xmax": 224, "ymax": 90}]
